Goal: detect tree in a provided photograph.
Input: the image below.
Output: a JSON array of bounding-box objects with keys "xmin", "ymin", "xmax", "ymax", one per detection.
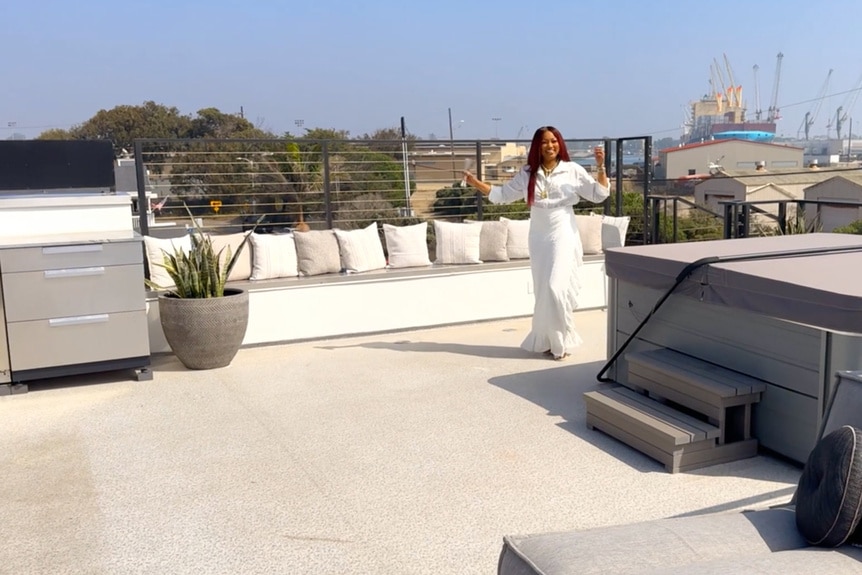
[
  {"xmin": 189, "ymin": 108, "xmax": 271, "ymax": 139},
  {"xmin": 36, "ymin": 128, "xmax": 72, "ymax": 140},
  {"xmin": 67, "ymin": 101, "xmax": 193, "ymax": 153},
  {"xmin": 357, "ymin": 127, "xmax": 417, "ymax": 157}
]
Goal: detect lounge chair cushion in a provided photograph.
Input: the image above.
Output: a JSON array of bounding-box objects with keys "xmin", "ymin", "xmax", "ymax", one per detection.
[
  {"xmin": 498, "ymin": 507, "xmax": 805, "ymax": 575},
  {"xmin": 795, "ymin": 425, "xmax": 862, "ymax": 547}
]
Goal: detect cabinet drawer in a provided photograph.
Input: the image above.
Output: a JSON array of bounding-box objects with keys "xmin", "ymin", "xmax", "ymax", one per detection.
[
  {"xmin": 7, "ymin": 310, "xmax": 150, "ymax": 371},
  {"xmin": 2, "ymin": 264, "xmax": 145, "ymax": 322},
  {"xmin": 0, "ymin": 241, "xmax": 142, "ymax": 273}
]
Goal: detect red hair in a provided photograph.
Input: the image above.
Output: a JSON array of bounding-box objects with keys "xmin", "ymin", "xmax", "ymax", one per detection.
[{"xmin": 526, "ymin": 126, "xmax": 570, "ymax": 205}]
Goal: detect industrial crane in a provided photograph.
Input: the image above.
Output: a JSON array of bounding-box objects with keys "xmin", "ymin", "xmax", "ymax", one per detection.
[
  {"xmin": 724, "ymin": 53, "xmax": 741, "ymax": 109},
  {"xmin": 766, "ymin": 52, "xmax": 784, "ymax": 123},
  {"xmin": 753, "ymin": 64, "xmax": 762, "ymax": 121},
  {"xmin": 827, "ymin": 72, "xmax": 862, "ymax": 140},
  {"xmin": 798, "ymin": 68, "xmax": 833, "ymax": 140},
  {"xmin": 712, "ymin": 59, "xmax": 728, "ymax": 111}
]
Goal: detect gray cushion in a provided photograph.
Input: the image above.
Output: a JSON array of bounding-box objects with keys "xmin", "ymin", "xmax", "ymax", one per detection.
[
  {"xmin": 636, "ymin": 546, "xmax": 862, "ymax": 575},
  {"xmin": 795, "ymin": 425, "xmax": 862, "ymax": 547},
  {"xmin": 498, "ymin": 508, "xmax": 805, "ymax": 575},
  {"xmin": 293, "ymin": 230, "xmax": 342, "ymax": 276},
  {"xmin": 472, "ymin": 220, "xmax": 509, "ymax": 262}
]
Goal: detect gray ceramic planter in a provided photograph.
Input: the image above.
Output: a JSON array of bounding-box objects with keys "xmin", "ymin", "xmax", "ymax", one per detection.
[{"xmin": 158, "ymin": 288, "xmax": 249, "ymax": 370}]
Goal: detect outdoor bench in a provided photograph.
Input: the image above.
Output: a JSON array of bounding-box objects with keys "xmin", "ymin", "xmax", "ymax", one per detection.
[{"xmin": 145, "ymin": 255, "xmax": 610, "ymax": 353}]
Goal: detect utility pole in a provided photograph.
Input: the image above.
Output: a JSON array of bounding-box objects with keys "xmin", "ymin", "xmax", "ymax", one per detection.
[
  {"xmin": 400, "ymin": 116, "xmax": 412, "ymax": 216},
  {"xmin": 492, "ymin": 117, "xmax": 502, "ymax": 139},
  {"xmin": 449, "ymin": 108, "xmax": 456, "ymax": 180}
]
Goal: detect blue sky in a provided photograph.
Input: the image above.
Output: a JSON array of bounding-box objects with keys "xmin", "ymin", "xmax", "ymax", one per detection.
[{"xmin": 2, "ymin": 0, "xmax": 861, "ymax": 142}]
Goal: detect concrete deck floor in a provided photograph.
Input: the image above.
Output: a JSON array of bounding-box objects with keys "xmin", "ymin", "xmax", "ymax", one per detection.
[{"xmin": 0, "ymin": 310, "xmax": 801, "ymax": 575}]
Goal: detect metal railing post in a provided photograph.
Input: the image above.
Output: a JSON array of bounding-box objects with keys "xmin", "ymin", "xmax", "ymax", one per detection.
[
  {"xmin": 740, "ymin": 204, "xmax": 750, "ymax": 238},
  {"xmin": 475, "ymin": 141, "xmax": 484, "ymax": 220},
  {"xmin": 322, "ymin": 142, "xmax": 333, "ymax": 229},
  {"xmin": 602, "ymin": 137, "xmax": 614, "ymax": 216},
  {"xmin": 643, "ymin": 136, "xmax": 653, "ymax": 243},
  {"xmin": 133, "ymin": 140, "xmax": 149, "ymax": 237},
  {"xmin": 723, "ymin": 203, "xmax": 734, "ymax": 238},
  {"xmin": 798, "ymin": 201, "xmax": 807, "ymax": 234},
  {"xmin": 672, "ymin": 198, "xmax": 679, "ymax": 243},
  {"xmin": 651, "ymin": 197, "xmax": 662, "ymax": 244},
  {"xmin": 778, "ymin": 202, "xmax": 787, "ymax": 234}
]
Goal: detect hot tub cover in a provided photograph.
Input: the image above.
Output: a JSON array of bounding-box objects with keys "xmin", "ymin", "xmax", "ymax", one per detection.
[{"xmin": 604, "ymin": 233, "xmax": 862, "ymax": 334}]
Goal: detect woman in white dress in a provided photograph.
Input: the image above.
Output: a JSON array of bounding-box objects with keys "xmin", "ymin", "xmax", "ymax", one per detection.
[{"xmin": 463, "ymin": 126, "xmax": 610, "ymax": 360}]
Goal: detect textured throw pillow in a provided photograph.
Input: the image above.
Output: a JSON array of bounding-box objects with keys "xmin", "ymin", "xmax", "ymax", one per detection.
[
  {"xmin": 383, "ymin": 222, "xmax": 432, "ymax": 268},
  {"xmin": 795, "ymin": 425, "xmax": 862, "ymax": 547},
  {"xmin": 500, "ymin": 217, "xmax": 530, "ymax": 259},
  {"xmin": 334, "ymin": 222, "xmax": 387, "ymax": 273},
  {"xmin": 208, "ymin": 232, "xmax": 253, "ymax": 282},
  {"xmin": 468, "ymin": 220, "xmax": 509, "ymax": 262},
  {"xmin": 592, "ymin": 212, "xmax": 631, "ymax": 250},
  {"xmin": 574, "ymin": 214, "xmax": 603, "ymax": 255},
  {"xmin": 248, "ymin": 233, "xmax": 299, "ymax": 280},
  {"xmin": 293, "ymin": 229, "xmax": 342, "ymax": 276},
  {"xmin": 143, "ymin": 234, "xmax": 192, "ymax": 289},
  {"xmin": 433, "ymin": 220, "xmax": 482, "ymax": 265}
]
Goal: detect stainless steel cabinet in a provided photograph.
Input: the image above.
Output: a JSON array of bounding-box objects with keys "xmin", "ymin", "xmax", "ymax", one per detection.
[{"xmin": 0, "ymin": 236, "xmax": 151, "ymax": 394}]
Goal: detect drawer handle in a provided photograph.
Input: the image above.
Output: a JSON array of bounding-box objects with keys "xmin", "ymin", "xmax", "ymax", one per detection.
[
  {"xmin": 48, "ymin": 314, "xmax": 109, "ymax": 327},
  {"xmin": 42, "ymin": 244, "xmax": 104, "ymax": 255},
  {"xmin": 44, "ymin": 267, "xmax": 106, "ymax": 279}
]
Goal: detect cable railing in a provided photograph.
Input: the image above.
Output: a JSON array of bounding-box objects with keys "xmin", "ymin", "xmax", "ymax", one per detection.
[
  {"xmin": 646, "ymin": 195, "xmax": 725, "ymax": 244},
  {"xmin": 132, "ymin": 136, "xmax": 655, "ymax": 241},
  {"xmin": 718, "ymin": 198, "xmax": 862, "ymax": 239}
]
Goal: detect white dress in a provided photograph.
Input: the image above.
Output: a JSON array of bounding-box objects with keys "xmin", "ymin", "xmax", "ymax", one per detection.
[{"xmin": 489, "ymin": 161, "xmax": 610, "ymax": 357}]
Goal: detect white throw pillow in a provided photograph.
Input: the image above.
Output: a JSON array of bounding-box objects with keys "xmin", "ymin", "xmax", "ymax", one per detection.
[
  {"xmin": 143, "ymin": 234, "xmax": 192, "ymax": 289},
  {"xmin": 208, "ymin": 232, "xmax": 253, "ymax": 282},
  {"xmin": 574, "ymin": 214, "xmax": 603, "ymax": 255},
  {"xmin": 383, "ymin": 222, "xmax": 432, "ymax": 268},
  {"xmin": 467, "ymin": 220, "xmax": 509, "ymax": 262},
  {"xmin": 500, "ymin": 217, "xmax": 530, "ymax": 259},
  {"xmin": 334, "ymin": 222, "xmax": 387, "ymax": 273},
  {"xmin": 591, "ymin": 212, "xmax": 631, "ymax": 249},
  {"xmin": 248, "ymin": 233, "xmax": 299, "ymax": 280},
  {"xmin": 433, "ymin": 220, "xmax": 482, "ymax": 264}
]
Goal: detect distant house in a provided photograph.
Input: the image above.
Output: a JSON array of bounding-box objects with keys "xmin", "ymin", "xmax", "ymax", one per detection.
[
  {"xmin": 656, "ymin": 139, "xmax": 803, "ymax": 181},
  {"xmin": 803, "ymin": 173, "xmax": 862, "ymax": 231},
  {"xmin": 693, "ymin": 166, "xmax": 848, "ymax": 217}
]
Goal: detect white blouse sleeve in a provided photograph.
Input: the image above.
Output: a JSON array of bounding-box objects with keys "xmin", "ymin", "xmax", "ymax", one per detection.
[
  {"xmin": 560, "ymin": 163, "xmax": 610, "ymax": 205},
  {"xmin": 488, "ymin": 168, "xmax": 529, "ymax": 204}
]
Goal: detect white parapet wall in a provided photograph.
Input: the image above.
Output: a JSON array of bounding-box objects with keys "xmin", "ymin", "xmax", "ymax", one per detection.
[{"xmin": 146, "ymin": 257, "xmax": 608, "ymax": 352}]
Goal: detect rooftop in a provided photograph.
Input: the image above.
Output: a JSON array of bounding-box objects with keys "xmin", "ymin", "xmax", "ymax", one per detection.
[{"xmin": 0, "ymin": 311, "xmax": 802, "ymax": 575}]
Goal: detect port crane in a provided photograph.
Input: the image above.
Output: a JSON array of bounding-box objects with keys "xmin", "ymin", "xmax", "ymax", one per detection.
[
  {"xmin": 766, "ymin": 52, "xmax": 784, "ymax": 123},
  {"xmin": 827, "ymin": 72, "xmax": 862, "ymax": 140},
  {"xmin": 711, "ymin": 60, "xmax": 727, "ymax": 111},
  {"xmin": 753, "ymin": 64, "xmax": 762, "ymax": 120},
  {"xmin": 723, "ymin": 53, "xmax": 742, "ymax": 109},
  {"xmin": 798, "ymin": 68, "xmax": 833, "ymax": 140}
]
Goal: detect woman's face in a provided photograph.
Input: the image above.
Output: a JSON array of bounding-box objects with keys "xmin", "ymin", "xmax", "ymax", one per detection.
[{"xmin": 540, "ymin": 130, "xmax": 560, "ymax": 163}]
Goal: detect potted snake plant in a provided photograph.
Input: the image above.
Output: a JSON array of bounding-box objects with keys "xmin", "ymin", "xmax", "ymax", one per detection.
[{"xmin": 146, "ymin": 208, "xmax": 260, "ymax": 370}]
